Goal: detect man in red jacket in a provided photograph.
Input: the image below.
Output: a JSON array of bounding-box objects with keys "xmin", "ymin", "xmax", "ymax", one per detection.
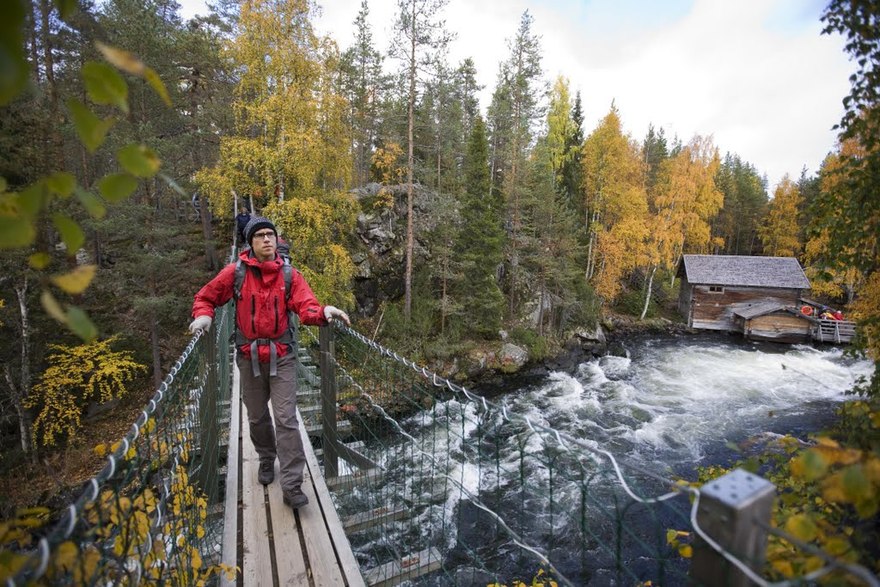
[{"xmin": 189, "ymin": 216, "xmax": 349, "ymax": 509}]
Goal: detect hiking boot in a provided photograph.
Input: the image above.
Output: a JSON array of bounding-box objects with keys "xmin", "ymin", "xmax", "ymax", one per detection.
[
  {"xmin": 283, "ymin": 487, "xmax": 309, "ymax": 509},
  {"xmin": 258, "ymin": 460, "xmax": 274, "ymax": 485}
]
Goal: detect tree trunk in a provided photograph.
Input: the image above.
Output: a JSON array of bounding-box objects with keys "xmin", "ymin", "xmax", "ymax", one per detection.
[
  {"xmin": 404, "ymin": 0, "xmax": 416, "ymax": 322},
  {"xmin": 28, "ymin": 0, "xmax": 39, "ymax": 79},
  {"xmin": 199, "ymin": 195, "xmax": 218, "ymax": 270},
  {"xmin": 151, "ymin": 315, "xmax": 162, "ymax": 389},
  {"xmin": 640, "ymin": 265, "xmax": 657, "ymax": 321},
  {"xmin": 4, "ymin": 280, "xmax": 35, "ymax": 460}
]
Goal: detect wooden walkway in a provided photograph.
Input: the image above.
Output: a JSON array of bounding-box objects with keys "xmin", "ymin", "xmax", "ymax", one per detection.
[{"xmin": 221, "ymin": 360, "xmax": 365, "ymax": 587}]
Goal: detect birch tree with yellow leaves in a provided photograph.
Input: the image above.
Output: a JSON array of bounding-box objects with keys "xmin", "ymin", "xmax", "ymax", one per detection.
[
  {"xmin": 194, "ymin": 0, "xmax": 356, "ymax": 304},
  {"xmin": 804, "ymin": 141, "xmax": 865, "ymax": 303},
  {"xmin": 195, "ymin": 0, "xmax": 351, "ymax": 211},
  {"xmin": 650, "ymin": 135, "xmax": 723, "ymax": 287},
  {"xmin": 580, "ymin": 106, "xmax": 650, "ymax": 302},
  {"xmin": 758, "ymin": 175, "xmax": 803, "ymax": 257}
]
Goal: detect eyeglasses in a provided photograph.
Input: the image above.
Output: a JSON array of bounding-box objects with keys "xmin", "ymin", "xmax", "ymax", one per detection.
[{"xmin": 253, "ymin": 231, "xmax": 276, "ymax": 240}]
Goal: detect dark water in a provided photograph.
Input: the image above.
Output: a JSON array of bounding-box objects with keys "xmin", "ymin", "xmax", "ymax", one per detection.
[{"xmin": 345, "ymin": 334, "xmax": 873, "ymax": 585}]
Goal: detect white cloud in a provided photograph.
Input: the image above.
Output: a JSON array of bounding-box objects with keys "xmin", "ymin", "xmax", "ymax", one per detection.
[{"xmin": 179, "ymin": 0, "xmax": 854, "ymax": 189}]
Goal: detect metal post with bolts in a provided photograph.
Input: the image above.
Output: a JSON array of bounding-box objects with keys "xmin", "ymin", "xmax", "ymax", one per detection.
[{"xmin": 690, "ymin": 468, "xmax": 775, "ymax": 586}]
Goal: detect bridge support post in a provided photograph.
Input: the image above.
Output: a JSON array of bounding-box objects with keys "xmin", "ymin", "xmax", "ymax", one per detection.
[
  {"xmin": 319, "ymin": 326, "xmax": 339, "ymax": 478},
  {"xmin": 197, "ymin": 322, "xmax": 219, "ymax": 494},
  {"xmin": 690, "ymin": 468, "xmax": 775, "ymax": 586}
]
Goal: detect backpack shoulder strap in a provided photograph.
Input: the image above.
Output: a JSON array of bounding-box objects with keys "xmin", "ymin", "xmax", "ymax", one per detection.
[
  {"xmin": 282, "ymin": 258, "xmax": 293, "ymax": 302},
  {"xmin": 233, "ymin": 259, "xmax": 245, "ymax": 300}
]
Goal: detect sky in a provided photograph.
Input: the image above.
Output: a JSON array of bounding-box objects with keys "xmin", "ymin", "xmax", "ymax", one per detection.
[{"xmin": 177, "ymin": 0, "xmax": 854, "ymax": 191}]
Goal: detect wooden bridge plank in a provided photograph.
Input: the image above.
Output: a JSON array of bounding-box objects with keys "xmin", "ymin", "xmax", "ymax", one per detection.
[
  {"xmin": 227, "ymin": 359, "xmax": 367, "ymax": 587},
  {"xmin": 295, "ymin": 467, "xmax": 347, "ymax": 586},
  {"xmin": 265, "ymin": 462, "xmax": 310, "ymax": 585},
  {"xmin": 220, "ymin": 359, "xmax": 241, "ymax": 587},
  {"xmin": 240, "ymin": 419, "xmax": 274, "ymax": 587},
  {"xmin": 299, "ymin": 411, "xmax": 366, "ymax": 587}
]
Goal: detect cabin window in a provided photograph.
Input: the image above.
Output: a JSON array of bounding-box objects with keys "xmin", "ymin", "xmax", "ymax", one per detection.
[{"xmin": 708, "ymin": 286, "xmax": 724, "ymax": 294}]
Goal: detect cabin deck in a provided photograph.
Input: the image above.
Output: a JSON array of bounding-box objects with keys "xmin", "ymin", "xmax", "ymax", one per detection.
[{"xmin": 812, "ymin": 318, "xmax": 856, "ymax": 344}]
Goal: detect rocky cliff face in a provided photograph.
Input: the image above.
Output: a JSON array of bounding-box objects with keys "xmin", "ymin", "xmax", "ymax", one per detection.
[{"xmin": 350, "ymin": 182, "xmax": 448, "ymax": 316}]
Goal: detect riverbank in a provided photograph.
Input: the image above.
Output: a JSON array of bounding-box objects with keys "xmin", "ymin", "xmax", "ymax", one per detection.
[{"xmin": 442, "ymin": 314, "xmax": 694, "ymax": 396}]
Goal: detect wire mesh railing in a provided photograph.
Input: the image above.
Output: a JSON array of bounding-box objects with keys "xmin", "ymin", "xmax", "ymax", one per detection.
[
  {"xmin": 2, "ymin": 302, "xmax": 235, "ymax": 586},
  {"xmin": 299, "ymin": 323, "xmax": 880, "ymax": 587}
]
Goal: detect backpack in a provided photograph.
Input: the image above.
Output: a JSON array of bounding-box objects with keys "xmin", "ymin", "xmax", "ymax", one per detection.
[{"xmin": 232, "ymin": 256, "xmax": 300, "ymax": 377}]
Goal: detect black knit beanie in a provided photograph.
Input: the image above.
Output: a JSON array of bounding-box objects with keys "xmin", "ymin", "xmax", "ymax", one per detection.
[{"xmin": 244, "ymin": 216, "xmax": 277, "ymax": 246}]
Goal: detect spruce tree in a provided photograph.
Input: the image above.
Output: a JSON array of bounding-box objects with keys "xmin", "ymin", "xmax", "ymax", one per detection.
[{"xmin": 454, "ymin": 115, "xmax": 504, "ymax": 338}]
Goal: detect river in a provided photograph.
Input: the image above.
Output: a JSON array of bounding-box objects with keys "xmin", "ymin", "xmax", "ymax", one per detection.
[{"xmin": 341, "ymin": 333, "xmax": 874, "ymax": 585}]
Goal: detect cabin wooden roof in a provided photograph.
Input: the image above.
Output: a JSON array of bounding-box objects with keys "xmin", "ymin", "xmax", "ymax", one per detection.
[{"xmin": 678, "ymin": 255, "xmax": 811, "ymax": 289}]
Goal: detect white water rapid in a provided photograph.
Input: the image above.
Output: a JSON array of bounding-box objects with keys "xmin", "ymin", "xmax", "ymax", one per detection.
[{"xmin": 345, "ymin": 334, "xmax": 873, "ymax": 586}]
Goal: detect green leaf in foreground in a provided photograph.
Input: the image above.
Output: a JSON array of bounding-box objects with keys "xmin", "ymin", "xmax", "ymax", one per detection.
[
  {"xmin": 46, "ymin": 172, "xmax": 76, "ymax": 197},
  {"xmin": 75, "ymin": 187, "xmax": 106, "ymax": 219},
  {"xmin": 0, "ymin": 216, "xmax": 35, "ymax": 248},
  {"xmin": 98, "ymin": 173, "xmax": 138, "ymax": 202},
  {"xmin": 29, "ymin": 252, "xmax": 51, "ymax": 269},
  {"xmin": 83, "ymin": 61, "xmax": 128, "ymax": 113},
  {"xmin": 52, "ymin": 213, "xmax": 85, "ymax": 253},
  {"xmin": 118, "ymin": 144, "xmax": 160, "ymax": 177},
  {"xmin": 40, "ymin": 290, "xmax": 67, "ymax": 324},
  {"xmin": 67, "ymin": 98, "xmax": 114, "ymax": 152},
  {"xmin": 66, "ymin": 306, "xmax": 98, "ymax": 342}
]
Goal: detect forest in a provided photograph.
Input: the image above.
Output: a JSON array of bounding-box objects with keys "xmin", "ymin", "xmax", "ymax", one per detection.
[{"xmin": 0, "ymin": 0, "xmax": 878, "ymax": 580}]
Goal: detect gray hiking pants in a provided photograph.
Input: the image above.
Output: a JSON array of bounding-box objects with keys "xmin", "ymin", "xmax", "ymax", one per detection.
[{"xmin": 237, "ymin": 351, "xmax": 305, "ymax": 492}]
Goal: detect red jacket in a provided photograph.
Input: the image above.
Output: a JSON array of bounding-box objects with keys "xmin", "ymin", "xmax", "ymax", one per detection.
[{"xmin": 192, "ymin": 251, "xmax": 327, "ymax": 362}]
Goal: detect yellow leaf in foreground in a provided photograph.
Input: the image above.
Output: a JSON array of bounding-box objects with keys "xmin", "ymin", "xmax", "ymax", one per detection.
[
  {"xmin": 40, "ymin": 290, "xmax": 67, "ymax": 324},
  {"xmin": 51, "ymin": 265, "xmax": 97, "ymax": 294},
  {"xmin": 784, "ymin": 514, "xmax": 819, "ymax": 542},
  {"xmin": 96, "ymin": 41, "xmax": 145, "ymax": 75}
]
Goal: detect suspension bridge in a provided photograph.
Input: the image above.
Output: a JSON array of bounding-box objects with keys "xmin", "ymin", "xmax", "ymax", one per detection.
[{"xmin": 3, "ymin": 298, "xmax": 879, "ymax": 586}]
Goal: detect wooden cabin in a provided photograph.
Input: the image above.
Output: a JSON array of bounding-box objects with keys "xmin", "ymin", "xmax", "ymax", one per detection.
[
  {"xmin": 733, "ymin": 302, "xmax": 813, "ymax": 343},
  {"xmin": 677, "ymin": 255, "xmax": 811, "ymax": 333}
]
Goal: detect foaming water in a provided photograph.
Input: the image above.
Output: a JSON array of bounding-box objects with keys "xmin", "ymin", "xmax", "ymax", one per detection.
[
  {"xmin": 513, "ymin": 334, "xmax": 873, "ymax": 466},
  {"xmin": 345, "ymin": 334, "xmax": 873, "ymax": 584}
]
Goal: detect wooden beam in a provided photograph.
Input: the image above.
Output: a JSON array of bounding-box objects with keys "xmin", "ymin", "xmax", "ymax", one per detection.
[
  {"xmin": 325, "ymin": 468, "xmax": 384, "ymax": 492},
  {"xmin": 363, "ymin": 547, "xmax": 442, "ymax": 587},
  {"xmin": 336, "ymin": 442, "xmax": 379, "ymax": 471},
  {"xmin": 307, "ymin": 419, "xmax": 352, "ymax": 438},
  {"xmin": 342, "ymin": 506, "xmax": 408, "ymax": 533},
  {"xmin": 240, "ymin": 411, "xmax": 273, "ymax": 586}
]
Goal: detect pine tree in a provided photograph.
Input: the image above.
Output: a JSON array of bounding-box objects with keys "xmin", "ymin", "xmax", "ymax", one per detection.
[
  {"xmin": 522, "ymin": 137, "xmax": 583, "ymax": 336},
  {"xmin": 453, "ymin": 115, "xmax": 504, "ymax": 337},
  {"xmin": 488, "ymin": 10, "xmax": 545, "ymax": 318},
  {"xmin": 339, "ymin": 0, "xmax": 387, "ymax": 187},
  {"xmin": 390, "ymin": 0, "xmax": 453, "ymax": 321},
  {"xmin": 712, "ymin": 153, "xmax": 767, "ymax": 255},
  {"xmin": 560, "ymin": 89, "xmax": 584, "ymax": 210}
]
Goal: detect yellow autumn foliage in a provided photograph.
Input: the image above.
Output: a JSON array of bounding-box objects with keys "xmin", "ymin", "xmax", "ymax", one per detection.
[
  {"xmin": 758, "ymin": 176, "xmax": 802, "ymax": 257},
  {"xmin": 263, "ymin": 195, "xmax": 357, "ymax": 307},
  {"xmin": 25, "ymin": 335, "xmax": 146, "ymax": 447},
  {"xmin": 195, "ymin": 0, "xmax": 350, "ymax": 216},
  {"xmin": 849, "ymin": 271, "xmax": 880, "ymax": 360}
]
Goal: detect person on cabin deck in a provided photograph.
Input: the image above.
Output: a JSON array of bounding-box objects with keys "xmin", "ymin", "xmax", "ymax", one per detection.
[{"xmin": 188, "ymin": 216, "xmax": 350, "ymax": 509}]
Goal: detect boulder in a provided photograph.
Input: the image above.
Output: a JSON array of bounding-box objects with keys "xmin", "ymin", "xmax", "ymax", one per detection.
[{"xmin": 500, "ymin": 343, "xmax": 528, "ymax": 370}]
